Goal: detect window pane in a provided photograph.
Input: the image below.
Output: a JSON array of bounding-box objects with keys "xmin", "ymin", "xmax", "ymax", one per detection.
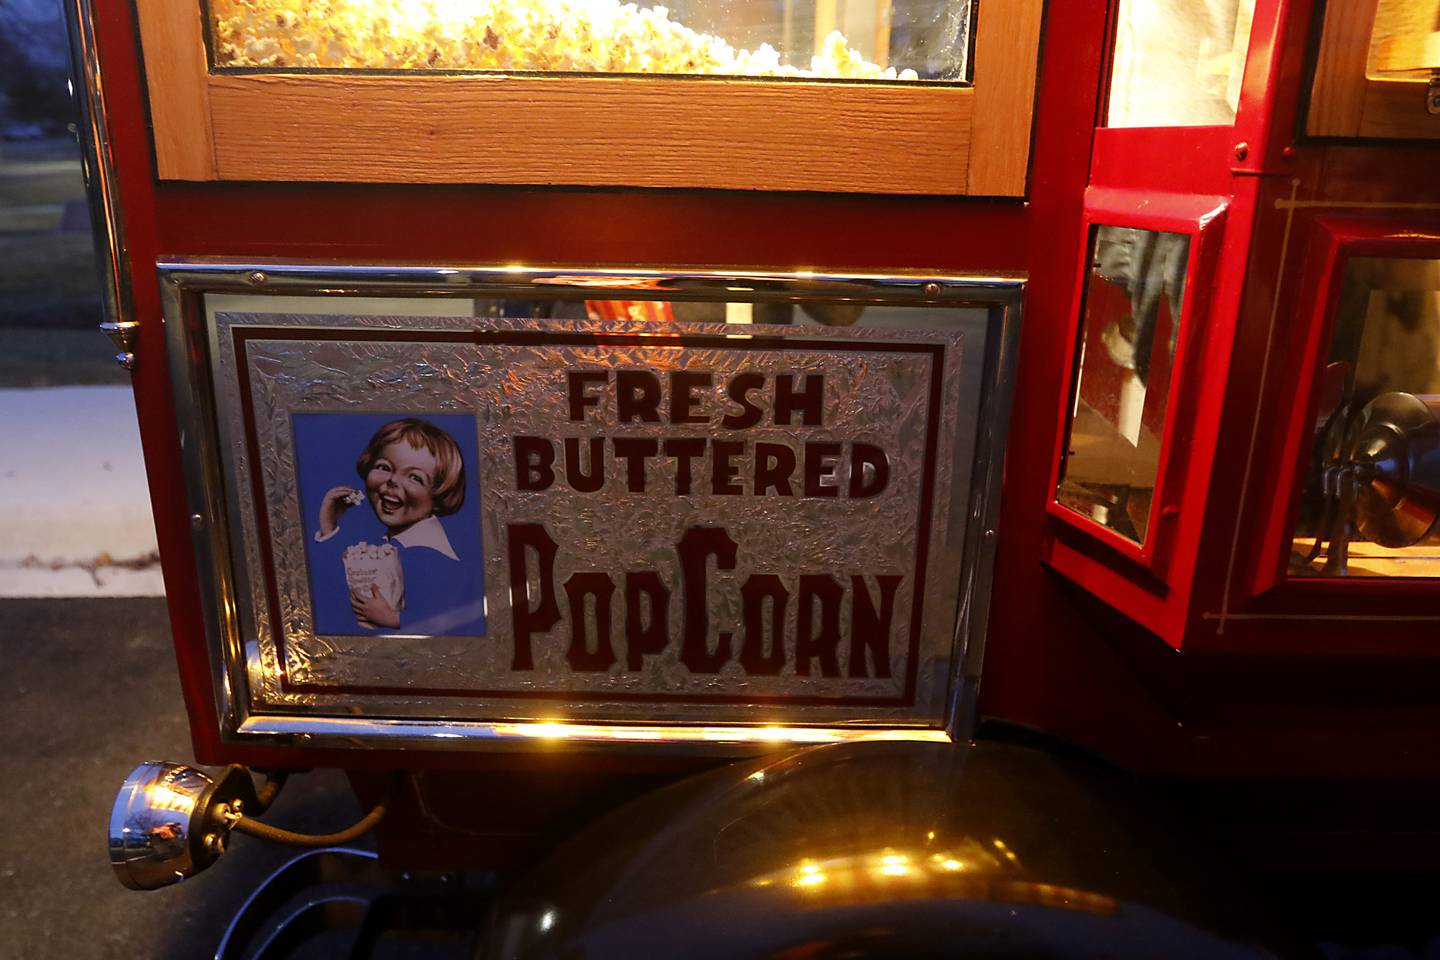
[
  {"xmin": 1056, "ymin": 226, "xmax": 1190, "ymax": 546},
  {"xmin": 208, "ymin": 0, "xmax": 970, "ymax": 81},
  {"xmin": 0, "ymin": 0, "xmax": 113, "ymax": 387},
  {"xmin": 1106, "ymin": 0, "xmax": 1254, "ymax": 127},
  {"xmin": 1289, "ymin": 256, "xmax": 1440, "ymax": 579}
]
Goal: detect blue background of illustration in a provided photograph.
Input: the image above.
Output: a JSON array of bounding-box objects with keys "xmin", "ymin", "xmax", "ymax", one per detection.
[{"xmin": 291, "ymin": 412, "xmax": 486, "ymax": 637}]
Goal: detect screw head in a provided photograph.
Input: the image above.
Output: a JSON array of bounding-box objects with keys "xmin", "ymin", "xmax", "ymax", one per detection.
[
  {"xmin": 1232, "ymin": 142, "xmax": 1249, "ymax": 161},
  {"xmin": 923, "ymin": 282, "xmax": 943, "ymax": 297},
  {"xmin": 247, "ymin": 271, "xmax": 267, "ymax": 285}
]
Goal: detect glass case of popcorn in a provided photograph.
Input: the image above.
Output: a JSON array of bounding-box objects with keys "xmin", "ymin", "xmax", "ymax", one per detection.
[
  {"xmin": 208, "ymin": 0, "xmax": 955, "ymax": 82},
  {"xmin": 131, "ymin": 0, "xmax": 1042, "ymax": 193}
]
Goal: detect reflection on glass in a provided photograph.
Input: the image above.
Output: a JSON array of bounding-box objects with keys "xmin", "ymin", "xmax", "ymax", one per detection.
[
  {"xmin": 1289, "ymin": 257, "xmax": 1440, "ymax": 579},
  {"xmin": 476, "ymin": 298, "xmax": 869, "ymax": 325},
  {"xmin": 204, "ymin": 292, "xmax": 972, "ymax": 331},
  {"xmin": 1056, "ymin": 226, "xmax": 1190, "ymax": 546},
  {"xmin": 1107, "ymin": 0, "xmax": 1254, "ymax": 127},
  {"xmin": 0, "ymin": 0, "xmax": 109, "ymax": 386},
  {"xmin": 208, "ymin": 0, "xmax": 969, "ymax": 81}
]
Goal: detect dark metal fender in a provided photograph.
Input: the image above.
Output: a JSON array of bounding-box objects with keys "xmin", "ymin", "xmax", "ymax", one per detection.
[{"xmin": 485, "ymin": 739, "xmax": 1303, "ymax": 959}]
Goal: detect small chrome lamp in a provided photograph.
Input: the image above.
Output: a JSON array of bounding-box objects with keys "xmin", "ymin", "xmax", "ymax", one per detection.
[{"xmin": 108, "ymin": 762, "xmax": 222, "ymax": 890}]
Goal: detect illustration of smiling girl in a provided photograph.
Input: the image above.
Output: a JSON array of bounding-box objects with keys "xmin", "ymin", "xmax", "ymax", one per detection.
[{"xmin": 310, "ymin": 417, "xmax": 485, "ymax": 636}]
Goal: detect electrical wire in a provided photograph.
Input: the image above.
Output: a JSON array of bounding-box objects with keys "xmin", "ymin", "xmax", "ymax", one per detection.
[{"xmin": 232, "ymin": 802, "xmax": 387, "ymax": 848}]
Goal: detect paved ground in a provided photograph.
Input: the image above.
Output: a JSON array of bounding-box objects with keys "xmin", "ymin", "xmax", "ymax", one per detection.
[{"xmin": 0, "ymin": 597, "xmax": 359, "ymax": 960}]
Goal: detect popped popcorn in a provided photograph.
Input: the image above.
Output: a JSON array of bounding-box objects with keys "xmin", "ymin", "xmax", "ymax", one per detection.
[{"xmin": 209, "ymin": 0, "xmax": 917, "ymax": 81}]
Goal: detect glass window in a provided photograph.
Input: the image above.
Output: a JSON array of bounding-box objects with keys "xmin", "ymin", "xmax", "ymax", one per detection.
[
  {"xmin": 1056, "ymin": 226, "xmax": 1190, "ymax": 546},
  {"xmin": 206, "ymin": 0, "xmax": 970, "ymax": 81},
  {"xmin": 0, "ymin": 1, "xmax": 112, "ymax": 387},
  {"xmin": 1289, "ymin": 256, "xmax": 1440, "ymax": 579},
  {"xmin": 1106, "ymin": 0, "xmax": 1254, "ymax": 127}
]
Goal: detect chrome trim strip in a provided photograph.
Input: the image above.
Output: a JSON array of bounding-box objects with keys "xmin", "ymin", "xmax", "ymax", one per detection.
[
  {"xmin": 159, "ymin": 261, "xmax": 1025, "ymax": 753},
  {"xmin": 62, "ymin": 0, "xmax": 135, "ymax": 352},
  {"xmin": 947, "ymin": 292, "xmax": 1023, "ymax": 741},
  {"xmin": 157, "ymin": 259, "xmax": 1024, "ymax": 303},
  {"xmin": 162, "ymin": 276, "xmax": 258, "ymax": 743},
  {"xmin": 236, "ymin": 716, "xmax": 954, "ymax": 752}
]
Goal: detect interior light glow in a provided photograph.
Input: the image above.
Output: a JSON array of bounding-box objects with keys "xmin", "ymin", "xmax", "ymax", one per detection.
[
  {"xmin": 486, "ymin": 722, "xmax": 950, "ymax": 744},
  {"xmin": 210, "ymin": 0, "xmax": 921, "ymax": 80}
]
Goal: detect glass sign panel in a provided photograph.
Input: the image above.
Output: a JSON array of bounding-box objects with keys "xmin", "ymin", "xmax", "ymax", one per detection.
[
  {"xmin": 183, "ymin": 282, "xmax": 1010, "ymax": 743},
  {"xmin": 207, "ymin": 0, "xmax": 970, "ymax": 81},
  {"xmin": 1056, "ymin": 226, "xmax": 1190, "ymax": 546},
  {"xmin": 1289, "ymin": 256, "xmax": 1440, "ymax": 579}
]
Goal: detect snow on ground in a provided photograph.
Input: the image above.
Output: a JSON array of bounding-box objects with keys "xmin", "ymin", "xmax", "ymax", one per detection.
[{"xmin": 0, "ymin": 386, "xmax": 163, "ymax": 596}]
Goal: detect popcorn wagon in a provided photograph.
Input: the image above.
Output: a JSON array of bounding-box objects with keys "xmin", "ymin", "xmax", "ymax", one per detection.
[{"xmin": 73, "ymin": 0, "xmax": 1440, "ymax": 952}]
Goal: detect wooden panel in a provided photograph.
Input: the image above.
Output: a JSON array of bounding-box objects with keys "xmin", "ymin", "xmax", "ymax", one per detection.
[
  {"xmin": 1309, "ymin": 0, "xmax": 1440, "ymax": 139},
  {"xmin": 966, "ymin": 0, "xmax": 1044, "ymax": 196},
  {"xmin": 136, "ymin": 0, "xmax": 1044, "ymax": 193},
  {"xmin": 207, "ymin": 73, "xmax": 973, "ymax": 193},
  {"xmin": 1308, "ymin": 0, "xmax": 1379, "ymax": 136},
  {"xmin": 134, "ymin": 0, "xmax": 216, "ymax": 179},
  {"xmin": 1375, "ymin": 30, "xmax": 1440, "ymax": 71},
  {"xmin": 1358, "ymin": 78, "xmax": 1440, "ymax": 137}
]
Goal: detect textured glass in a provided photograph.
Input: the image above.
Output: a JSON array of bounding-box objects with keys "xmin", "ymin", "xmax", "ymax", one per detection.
[
  {"xmin": 202, "ymin": 294, "xmax": 990, "ymax": 728},
  {"xmin": 206, "ymin": 0, "xmax": 970, "ymax": 81},
  {"xmin": 1107, "ymin": 0, "xmax": 1254, "ymax": 127},
  {"xmin": 1056, "ymin": 226, "xmax": 1189, "ymax": 546},
  {"xmin": 1289, "ymin": 257, "xmax": 1440, "ymax": 579}
]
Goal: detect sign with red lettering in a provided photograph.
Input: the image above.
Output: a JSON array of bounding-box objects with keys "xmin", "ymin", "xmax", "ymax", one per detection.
[{"xmin": 209, "ymin": 312, "xmax": 983, "ymax": 734}]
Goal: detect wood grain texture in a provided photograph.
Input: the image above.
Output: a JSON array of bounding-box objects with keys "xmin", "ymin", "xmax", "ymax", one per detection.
[
  {"xmin": 206, "ymin": 73, "xmax": 974, "ymax": 193},
  {"xmin": 1358, "ymin": 77, "xmax": 1440, "ymax": 137},
  {"xmin": 966, "ymin": 0, "xmax": 1043, "ymax": 197},
  {"xmin": 134, "ymin": 0, "xmax": 216, "ymax": 179},
  {"xmin": 1375, "ymin": 30, "xmax": 1440, "ymax": 72},
  {"xmin": 1307, "ymin": 0, "xmax": 1380, "ymax": 136},
  {"xmin": 1309, "ymin": 0, "xmax": 1440, "ymax": 139}
]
